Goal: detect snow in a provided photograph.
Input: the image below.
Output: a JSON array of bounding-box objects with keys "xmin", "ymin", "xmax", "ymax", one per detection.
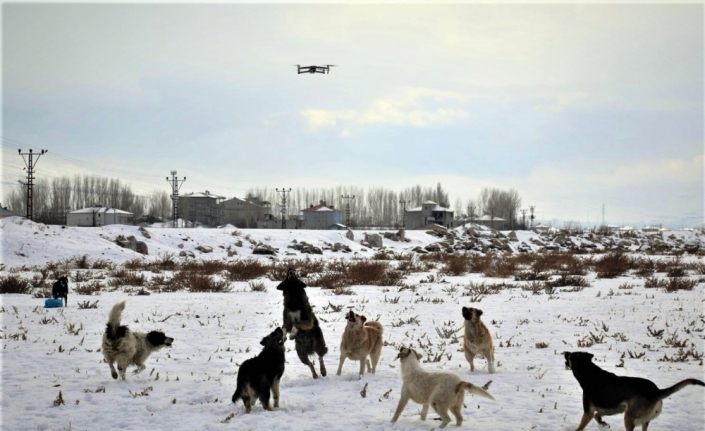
[{"xmin": 1, "ymin": 217, "xmax": 704, "ymax": 430}]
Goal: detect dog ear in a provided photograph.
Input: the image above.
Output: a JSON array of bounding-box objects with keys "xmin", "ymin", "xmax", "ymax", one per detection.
[
  {"xmin": 361, "ymin": 315, "xmax": 367, "ymax": 323},
  {"xmin": 260, "ymin": 336, "xmax": 268, "ymax": 346},
  {"xmin": 287, "ymin": 268, "xmax": 296, "ymax": 279},
  {"xmin": 562, "ymin": 351, "xmax": 571, "ymax": 359},
  {"xmin": 414, "ymin": 350, "xmax": 422, "ymax": 361},
  {"xmin": 476, "ymin": 309, "xmax": 483, "ymax": 317},
  {"xmin": 587, "ymin": 352, "xmax": 594, "ymax": 360}
]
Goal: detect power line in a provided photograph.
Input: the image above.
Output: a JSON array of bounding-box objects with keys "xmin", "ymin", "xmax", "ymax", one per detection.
[
  {"xmin": 166, "ymin": 171, "xmax": 186, "ymax": 228},
  {"xmin": 341, "ymin": 194, "xmax": 355, "ymax": 227},
  {"xmin": 275, "ymin": 187, "xmax": 292, "ymax": 229},
  {"xmin": 17, "ymin": 148, "xmax": 48, "ymax": 220}
]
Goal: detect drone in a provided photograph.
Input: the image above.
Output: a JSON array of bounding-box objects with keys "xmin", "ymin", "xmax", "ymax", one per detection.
[{"xmin": 296, "ymin": 64, "xmax": 335, "ymax": 74}]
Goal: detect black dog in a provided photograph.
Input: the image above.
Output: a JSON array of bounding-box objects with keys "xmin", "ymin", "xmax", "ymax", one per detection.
[
  {"xmin": 232, "ymin": 327, "xmax": 286, "ymax": 413},
  {"xmin": 52, "ymin": 276, "xmax": 69, "ymax": 306},
  {"xmin": 563, "ymin": 351, "xmax": 704, "ymax": 431},
  {"xmin": 276, "ymin": 269, "xmax": 328, "ymax": 378}
]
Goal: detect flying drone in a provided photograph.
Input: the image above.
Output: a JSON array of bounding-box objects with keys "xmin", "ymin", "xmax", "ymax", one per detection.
[{"xmin": 296, "ymin": 65, "xmax": 335, "ymax": 74}]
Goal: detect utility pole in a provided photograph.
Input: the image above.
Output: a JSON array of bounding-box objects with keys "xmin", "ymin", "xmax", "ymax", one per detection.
[
  {"xmin": 399, "ymin": 199, "xmax": 408, "ymax": 229},
  {"xmin": 275, "ymin": 187, "xmax": 292, "ymax": 229},
  {"xmin": 529, "ymin": 205, "xmax": 536, "ymax": 229},
  {"xmin": 17, "ymin": 148, "xmax": 47, "ymax": 221},
  {"xmin": 520, "ymin": 209, "xmax": 528, "ymax": 229},
  {"xmin": 341, "ymin": 194, "xmax": 355, "ymax": 227},
  {"xmin": 166, "ymin": 171, "xmax": 186, "ymax": 228}
]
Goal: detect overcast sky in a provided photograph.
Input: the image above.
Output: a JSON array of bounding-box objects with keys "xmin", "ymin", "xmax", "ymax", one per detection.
[{"xmin": 2, "ymin": 3, "xmax": 703, "ymax": 226}]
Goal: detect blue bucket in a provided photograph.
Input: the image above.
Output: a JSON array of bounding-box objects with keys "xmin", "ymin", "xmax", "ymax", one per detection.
[{"xmin": 44, "ymin": 298, "xmax": 64, "ymax": 308}]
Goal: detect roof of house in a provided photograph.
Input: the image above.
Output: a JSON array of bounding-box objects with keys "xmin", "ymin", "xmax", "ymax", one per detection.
[
  {"xmin": 69, "ymin": 207, "xmax": 133, "ymax": 215},
  {"xmin": 472, "ymin": 215, "xmax": 506, "ymax": 221},
  {"xmin": 302, "ymin": 204, "xmax": 338, "ymax": 212},
  {"xmin": 181, "ymin": 191, "xmax": 225, "ymax": 199},
  {"xmin": 407, "ymin": 203, "xmax": 452, "ymax": 212}
]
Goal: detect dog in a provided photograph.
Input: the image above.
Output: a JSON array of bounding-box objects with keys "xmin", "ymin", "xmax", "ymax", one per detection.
[
  {"xmin": 563, "ymin": 351, "xmax": 705, "ymax": 431},
  {"xmin": 102, "ymin": 301, "xmax": 174, "ymax": 380},
  {"xmin": 336, "ymin": 310, "xmax": 383, "ymax": 376},
  {"xmin": 232, "ymin": 327, "xmax": 286, "ymax": 413},
  {"xmin": 391, "ymin": 347, "xmax": 494, "ymax": 428},
  {"xmin": 52, "ymin": 276, "xmax": 69, "ymax": 306},
  {"xmin": 276, "ymin": 268, "xmax": 328, "ymax": 378},
  {"xmin": 462, "ymin": 306, "xmax": 495, "ymax": 373}
]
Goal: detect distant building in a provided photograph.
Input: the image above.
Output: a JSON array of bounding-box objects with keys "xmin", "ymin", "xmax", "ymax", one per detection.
[
  {"xmin": 302, "ymin": 200, "xmax": 343, "ymax": 229},
  {"xmin": 0, "ymin": 205, "xmax": 19, "ymax": 219},
  {"xmin": 67, "ymin": 207, "xmax": 133, "ymax": 227},
  {"xmin": 179, "ymin": 191, "xmax": 225, "ymax": 227},
  {"xmin": 404, "ymin": 201, "xmax": 454, "ymax": 229},
  {"xmin": 220, "ymin": 196, "xmax": 272, "ymax": 228},
  {"xmin": 471, "ymin": 214, "xmax": 509, "ymax": 230}
]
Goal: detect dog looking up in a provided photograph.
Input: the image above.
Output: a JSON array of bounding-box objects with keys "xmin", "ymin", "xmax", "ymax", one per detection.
[
  {"xmin": 391, "ymin": 347, "xmax": 494, "ymax": 428},
  {"xmin": 52, "ymin": 276, "xmax": 69, "ymax": 306},
  {"xmin": 564, "ymin": 351, "xmax": 705, "ymax": 431},
  {"xmin": 462, "ymin": 306, "xmax": 495, "ymax": 373},
  {"xmin": 276, "ymin": 269, "xmax": 328, "ymax": 378},
  {"xmin": 102, "ymin": 301, "xmax": 174, "ymax": 380},
  {"xmin": 336, "ymin": 310, "xmax": 383, "ymax": 376},
  {"xmin": 232, "ymin": 327, "xmax": 286, "ymax": 413}
]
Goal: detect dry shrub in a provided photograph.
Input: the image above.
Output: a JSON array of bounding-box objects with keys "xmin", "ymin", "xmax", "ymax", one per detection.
[
  {"xmin": 74, "ymin": 280, "xmax": 104, "ymax": 295},
  {"xmin": 309, "ymin": 260, "xmax": 401, "ymax": 289},
  {"xmin": 0, "ymin": 275, "xmax": 31, "ymax": 294},
  {"xmin": 226, "ymin": 259, "xmax": 269, "ymax": 281},
  {"xmin": 151, "ymin": 254, "xmax": 176, "ymax": 270},
  {"xmin": 74, "ymin": 255, "xmax": 90, "ymax": 269},
  {"xmin": 171, "ymin": 271, "xmax": 229, "ymax": 292},
  {"xmin": 267, "ymin": 258, "xmax": 326, "ymax": 279},
  {"xmin": 91, "ymin": 259, "xmax": 113, "ymax": 270},
  {"xmin": 545, "ymin": 274, "xmax": 590, "ymax": 289},
  {"xmin": 248, "ymin": 280, "xmax": 267, "ymax": 292},
  {"xmin": 665, "ymin": 277, "xmax": 697, "ymax": 292},
  {"xmin": 484, "ymin": 256, "xmax": 517, "ymax": 278},
  {"xmin": 593, "ymin": 252, "xmax": 632, "ymax": 278},
  {"xmin": 468, "ymin": 254, "xmax": 493, "ymax": 273},
  {"xmin": 124, "ymin": 258, "xmax": 146, "ymax": 271},
  {"xmin": 439, "ymin": 254, "xmax": 470, "ymax": 276},
  {"xmin": 109, "ymin": 271, "xmax": 145, "ymax": 287},
  {"xmin": 633, "ymin": 257, "xmax": 655, "ymax": 277},
  {"xmin": 180, "ymin": 260, "xmax": 228, "ymax": 274}
]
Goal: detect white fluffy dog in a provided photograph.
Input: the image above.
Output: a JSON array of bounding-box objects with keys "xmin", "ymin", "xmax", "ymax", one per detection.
[
  {"xmin": 391, "ymin": 347, "xmax": 494, "ymax": 428},
  {"xmin": 102, "ymin": 301, "xmax": 173, "ymax": 380}
]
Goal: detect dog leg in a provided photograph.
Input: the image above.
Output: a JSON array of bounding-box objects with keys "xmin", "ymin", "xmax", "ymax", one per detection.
[
  {"xmin": 358, "ymin": 357, "xmax": 366, "ymax": 376},
  {"xmin": 433, "ymin": 403, "xmax": 451, "ymax": 428},
  {"xmin": 465, "ymin": 350, "xmax": 475, "ymax": 372},
  {"xmin": 365, "ymin": 358, "xmax": 372, "ymax": 374},
  {"xmin": 450, "ymin": 403, "xmax": 463, "ymax": 426},
  {"xmin": 641, "ymin": 421, "xmax": 650, "ymax": 431},
  {"xmin": 487, "ymin": 350, "xmax": 495, "ymax": 374},
  {"xmin": 242, "ymin": 394, "xmax": 252, "ymax": 413},
  {"xmin": 258, "ymin": 390, "xmax": 272, "ymax": 411},
  {"xmin": 108, "ymin": 362, "xmax": 118, "ymax": 380},
  {"xmin": 420, "ymin": 403, "xmax": 429, "ymax": 420},
  {"xmin": 575, "ymin": 412, "xmax": 593, "ymax": 431},
  {"xmin": 319, "ymin": 355, "xmax": 327, "ymax": 377},
  {"xmin": 595, "ymin": 414, "xmax": 610, "ymax": 429},
  {"xmin": 272, "ymin": 378, "xmax": 280, "ymax": 408},
  {"xmin": 336, "ymin": 354, "xmax": 346, "ymax": 376},
  {"xmin": 133, "ymin": 363, "xmax": 146, "ymax": 374},
  {"xmin": 391, "ymin": 392, "xmax": 410, "ymax": 423},
  {"xmin": 117, "ymin": 362, "xmax": 128, "ymax": 380},
  {"xmin": 623, "ymin": 414, "xmax": 636, "ymax": 431}
]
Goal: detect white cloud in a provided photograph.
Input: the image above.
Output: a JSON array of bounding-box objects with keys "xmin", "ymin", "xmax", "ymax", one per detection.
[{"xmin": 301, "ymin": 87, "xmax": 467, "ymax": 132}]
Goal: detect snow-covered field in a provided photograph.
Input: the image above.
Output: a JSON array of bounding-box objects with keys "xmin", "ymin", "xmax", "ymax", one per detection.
[{"xmin": 1, "ymin": 219, "xmax": 704, "ymax": 431}]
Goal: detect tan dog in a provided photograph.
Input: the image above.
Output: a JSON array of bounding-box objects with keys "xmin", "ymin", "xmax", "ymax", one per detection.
[
  {"xmin": 336, "ymin": 310, "xmax": 383, "ymax": 376},
  {"xmin": 462, "ymin": 306, "xmax": 495, "ymax": 374},
  {"xmin": 391, "ymin": 347, "xmax": 494, "ymax": 428}
]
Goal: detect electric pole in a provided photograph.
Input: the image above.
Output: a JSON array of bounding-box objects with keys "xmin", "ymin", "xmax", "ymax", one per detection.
[
  {"xmin": 341, "ymin": 194, "xmax": 355, "ymax": 227},
  {"xmin": 275, "ymin": 187, "xmax": 292, "ymax": 229},
  {"xmin": 529, "ymin": 205, "xmax": 536, "ymax": 229},
  {"xmin": 166, "ymin": 171, "xmax": 186, "ymax": 228},
  {"xmin": 399, "ymin": 199, "xmax": 408, "ymax": 229},
  {"xmin": 17, "ymin": 148, "xmax": 47, "ymax": 221},
  {"xmin": 520, "ymin": 209, "xmax": 528, "ymax": 229}
]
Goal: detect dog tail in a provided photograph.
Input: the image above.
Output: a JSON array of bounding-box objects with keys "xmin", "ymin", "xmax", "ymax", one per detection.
[
  {"xmin": 656, "ymin": 378, "xmax": 705, "ymax": 401},
  {"xmin": 364, "ymin": 320, "xmax": 383, "ymax": 334},
  {"xmin": 231, "ymin": 384, "xmax": 242, "ymax": 404},
  {"xmin": 107, "ymin": 301, "xmax": 126, "ymax": 336},
  {"xmin": 456, "ymin": 381, "xmax": 495, "ymax": 401}
]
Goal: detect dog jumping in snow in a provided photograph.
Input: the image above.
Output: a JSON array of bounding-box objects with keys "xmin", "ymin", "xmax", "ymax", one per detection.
[
  {"xmin": 102, "ymin": 301, "xmax": 174, "ymax": 380},
  {"xmin": 336, "ymin": 310, "xmax": 383, "ymax": 376},
  {"xmin": 276, "ymin": 269, "xmax": 328, "ymax": 378},
  {"xmin": 391, "ymin": 347, "xmax": 494, "ymax": 428},
  {"xmin": 462, "ymin": 306, "xmax": 495, "ymax": 373}
]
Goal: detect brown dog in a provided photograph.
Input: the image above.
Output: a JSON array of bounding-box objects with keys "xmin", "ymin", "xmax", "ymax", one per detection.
[
  {"xmin": 336, "ymin": 310, "xmax": 383, "ymax": 376},
  {"xmin": 462, "ymin": 306, "xmax": 495, "ymax": 374}
]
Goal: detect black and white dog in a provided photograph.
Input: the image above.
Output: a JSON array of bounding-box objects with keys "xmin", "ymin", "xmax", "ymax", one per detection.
[
  {"xmin": 277, "ymin": 269, "xmax": 328, "ymax": 378},
  {"xmin": 232, "ymin": 327, "xmax": 286, "ymax": 413},
  {"xmin": 52, "ymin": 276, "xmax": 69, "ymax": 306}
]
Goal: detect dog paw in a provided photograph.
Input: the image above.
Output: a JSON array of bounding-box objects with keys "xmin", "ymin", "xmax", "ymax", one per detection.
[{"xmin": 111, "ymin": 372, "xmax": 118, "ymax": 379}]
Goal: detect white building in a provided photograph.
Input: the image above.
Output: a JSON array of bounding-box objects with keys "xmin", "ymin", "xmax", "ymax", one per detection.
[{"xmin": 66, "ymin": 207, "xmax": 133, "ymax": 227}]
